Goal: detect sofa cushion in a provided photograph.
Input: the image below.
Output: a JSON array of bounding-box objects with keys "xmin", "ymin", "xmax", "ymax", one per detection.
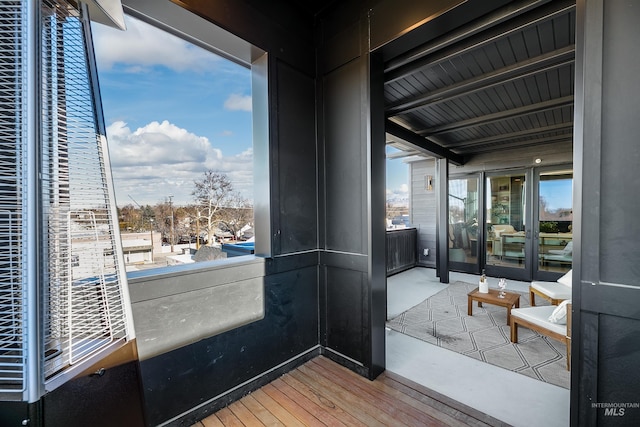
[
  {"xmin": 557, "ymin": 269, "xmax": 572, "ymax": 287},
  {"xmin": 531, "ymin": 281, "xmax": 572, "ymax": 299},
  {"xmin": 548, "ymin": 299, "xmax": 571, "ymax": 324},
  {"xmin": 511, "ymin": 306, "xmax": 566, "ymax": 335},
  {"xmin": 492, "ymin": 224, "xmax": 515, "ymax": 237},
  {"xmin": 548, "ymin": 241, "xmax": 573, "ymax": 255}
]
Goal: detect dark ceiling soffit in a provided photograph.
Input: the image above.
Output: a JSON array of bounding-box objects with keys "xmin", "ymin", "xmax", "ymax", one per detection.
[
  {"xmin": 385, "ymin": 45, "xmax": 575, "ymax": 116},
  {"xmin": 448, "ymin": 123, "xmax": 574, "ymax": 149},
  {"xmin": 462, "ymin": 135, "xmax": 573, "ymax": 154},
  {"xmin": 418, "ymin": 95, "xmax": 574, "ymax": 136},
  {"xmin": 385, "ymin": 0, "xmax": 575, "ymax": 81},
  {"xmin": 384, "ymin": 0, "xmax": 551, "ymax": 72},
  {"xmin": 386, "ymin": 120, "xmax": 464, "ymax": 165}
]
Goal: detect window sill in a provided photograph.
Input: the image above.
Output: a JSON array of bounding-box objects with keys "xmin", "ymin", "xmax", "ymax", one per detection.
[{"xmin": 127, "ymin": 255, "xmax": 266, "ymax": 360}]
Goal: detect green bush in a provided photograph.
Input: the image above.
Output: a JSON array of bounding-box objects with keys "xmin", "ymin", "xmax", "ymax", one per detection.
[{"xmin": 540, "ymin": 221, "xmax": 558, "ymax": 233}]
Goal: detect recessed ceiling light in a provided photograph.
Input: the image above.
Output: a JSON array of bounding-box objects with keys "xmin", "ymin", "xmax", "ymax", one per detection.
[{"xmin": 535, "ymin": 158, "xmax": 542, "ymax": 164}]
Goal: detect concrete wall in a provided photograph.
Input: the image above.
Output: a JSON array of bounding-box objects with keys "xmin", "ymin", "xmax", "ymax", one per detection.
[{"xmin": 128, "ymin": 258, "xmax": 266, "ymax": 361}]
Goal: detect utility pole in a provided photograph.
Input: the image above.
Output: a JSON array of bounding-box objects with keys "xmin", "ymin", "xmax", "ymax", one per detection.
[
  {"xmin": 149, "ymin": 218, "xmax": 154, "ymax": 262},
  {"xmin": 168, "ymin": 195, "xmax": 174, "ymax": 253},
  {"xmin": 196, "ymin": 210, "xmax": 201, "ymax": 250}
]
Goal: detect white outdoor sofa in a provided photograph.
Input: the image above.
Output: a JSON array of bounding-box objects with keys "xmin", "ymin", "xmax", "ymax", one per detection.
[
  {"xmin": 510, "ymin": 302, "xmax": 572, "ymax": 370},
  {"xmin": 529, "ymin": 269, "xmax": 572, "ymax": 306}
]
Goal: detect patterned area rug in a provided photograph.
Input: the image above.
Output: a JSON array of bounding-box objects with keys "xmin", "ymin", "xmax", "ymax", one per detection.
[{"xmin": 387, "ymin": 281, "xmax": 570, "ymax": 389}]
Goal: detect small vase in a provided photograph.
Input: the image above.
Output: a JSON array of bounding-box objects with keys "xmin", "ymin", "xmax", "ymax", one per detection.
[{"xmin": 479, "ymin": 279, "xmax": 489, "ymax": 293}]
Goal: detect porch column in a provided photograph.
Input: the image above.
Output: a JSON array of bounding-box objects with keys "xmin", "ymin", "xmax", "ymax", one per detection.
[{"xmin": 435, "ymin": 158, "xmax": 449, "ymax": 283}]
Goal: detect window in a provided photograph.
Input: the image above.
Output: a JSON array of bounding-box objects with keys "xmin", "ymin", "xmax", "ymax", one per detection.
[
  {"xmin": 92, "ymin": 11, "xmax": 265, "ymax": 272},
  {"xmin": 538, "ymin": 170, "xmax": 573, "ymax": 273}
]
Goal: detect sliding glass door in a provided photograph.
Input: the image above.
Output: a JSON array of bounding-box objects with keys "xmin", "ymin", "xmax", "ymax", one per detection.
[
  {"xmin": 485, "ymin": 171, "xmax": 531, "ymax": 281},
  {"xmin": 448, "ymin": 167, "xmax": 573, "ymax": 282},
  {"xmin": 534, "ymin": 168, "xmax": 573, "ymax": 280},
  {"xmin": 448, "ymin": 176, "xmax": 480, "ymax": 273}
]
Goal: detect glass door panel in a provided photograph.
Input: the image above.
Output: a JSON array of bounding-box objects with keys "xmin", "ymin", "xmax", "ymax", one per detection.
[
  {"xmin": 448, "ymin": 177, "xmax": 479, "ymax": 271},
  {"xmin": 485, "ymin": 173, "xmax": 527, "ymax": 272},
  {"xmin": 536, "ymin": 170, "xmax": 573, "ymax": 275}
]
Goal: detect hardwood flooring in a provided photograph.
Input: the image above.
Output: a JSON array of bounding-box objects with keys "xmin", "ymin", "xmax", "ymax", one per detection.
[{"xmin": 193, "ymin": 356, "xmax": 505, "ymax": 426}]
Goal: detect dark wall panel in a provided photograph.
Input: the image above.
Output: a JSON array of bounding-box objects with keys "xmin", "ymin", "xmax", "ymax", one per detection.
[
  {"xmin": 323, "ymin": 59, "xmax": 365, "ymax": 254},
  {"xmin": 595, "ymin": 314, "xmax": 640, "ymax": 425},
  {"xmin": 315, "ymin": 1, "xmax": 386, "ymax": 380},
  {"xmin": 0, "ymin": 402, "xmax": 32, "ymax": 427},
  {"xmin": 573, "ymin": 0, "xmax": 640, "ymax": 425},
  {"xmin": 175, "ymin": 0, "xmax": 315, "ymax": 74},
  {"xmin": 276, "ymin": 60, "xmax": 318, "ymax": 254},
  {"xmin": 324, "ymin": 266, "xmax": 366, "ymax": 363},
  {"xmin": 43, "ymin": 361, "xmax": 146, "ymax": 427},
  {"xmin": 317, "ymin": 7, "xmax": 373, "ymax": 373},
  {"xmin": 138, "ymin": 265, "xmax": 318, "ymax": 426},
  {"xmin": 318, "ymin": 20, "xmax": 361, "ymax": 75},
  {"xmin": 369, "ymin": 0, "xmax": 465, "ymax": 50},
  {"xmin": 599, "ymin": 0, "xmax": 640, "ymax": 286}
]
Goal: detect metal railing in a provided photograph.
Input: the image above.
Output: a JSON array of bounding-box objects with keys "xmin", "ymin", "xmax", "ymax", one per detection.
[{"xmin": 386, "ymin": 228, "xmax": 417, "ymax": 276}]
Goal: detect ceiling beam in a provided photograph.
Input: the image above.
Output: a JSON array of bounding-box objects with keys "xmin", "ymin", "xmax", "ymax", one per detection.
[
  {"xmin": 463, "ymin": 135, "xmax": 573, "ymax": 154},
  {"xmin": 386, "ymin": 120, "xmax": 464, "ymax": 165},
  {"xmin": 417, "ymin": 95, "xmax": 574, "ymax": 136},
  {"xmin": 448, "ymin": 123, "xmax": 574, "ymax": 148},
  {"xmin": 385, "ymin": 0, "xmax": 575, "ymax": 81},
  {"xmin": 386, "ymin": 150, "xmax": 421, "ymax": 160},
  {"xmin": 386, "ymin": 45, "xmax": 575, "ymax": 116}
]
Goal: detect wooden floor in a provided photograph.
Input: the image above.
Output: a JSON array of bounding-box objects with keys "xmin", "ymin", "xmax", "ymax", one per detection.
[{"xmin": 193, "ymin": 356, "xmax": 504, "ymax": 427}]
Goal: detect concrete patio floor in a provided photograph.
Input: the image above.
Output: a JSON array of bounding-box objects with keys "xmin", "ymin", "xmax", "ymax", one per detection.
[{"xmin": 385, "ymin": 267, "xmax": 570, "ymax": 427}]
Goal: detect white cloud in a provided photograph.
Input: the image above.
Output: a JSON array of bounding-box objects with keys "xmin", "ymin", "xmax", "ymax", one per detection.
[
  {"xmin": 92, "ymin": 16, "xmax": 219, "ymax": 73},
  {"xmin": 386, "ymin": 184, "xmax": 409, "ymax": 196},
  {"xmin": 386, "ymin": 184, "xmax": 410, "ymax": 204},
  {"xmin": 106, "ymin": 120, "xmax": 253, "ymax": 205},
  {"xmin": 224, "ymin": 94, "xmax": 252, "ymax": 112}
]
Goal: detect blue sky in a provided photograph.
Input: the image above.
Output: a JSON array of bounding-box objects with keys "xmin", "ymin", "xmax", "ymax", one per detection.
[
  {"xmin": 540, "ymin": 179, "xmax": 573, "ymax": 211},
  {"xmin": 92, "ymin": 16, "xmax": 253, "ymax": 206},
  {"xmin": 386, "ymin": 147, "xmax": 410, "ymax": 201},
  {"xmin": 92, "ymin": 15, "xmax": 409, "ymax": 207}
]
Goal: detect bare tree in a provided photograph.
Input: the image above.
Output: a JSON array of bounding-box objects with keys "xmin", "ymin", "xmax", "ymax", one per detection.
[
  {"xmin": 192, "ymin": 170, "xmax": 234, "ymax": 245},
  {"xmin": 220, "ymin": 192, "xmax": 253, "ymax": 240},
  {"xmin": 153, "ymin": 200, "xmax": 176, "ymax": 246},
  {"xmin": 386, "ymin": 202, "xmax": 407, "ymax": 220},
  {"xmin": 118, "ymin": 204, "xmax": 140, "ymax": 231}
]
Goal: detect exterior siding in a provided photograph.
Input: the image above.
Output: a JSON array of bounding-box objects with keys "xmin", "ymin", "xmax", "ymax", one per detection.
[{"xmin": 410, "ymin": 159, "xmax": 436, "ymax": 267}]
